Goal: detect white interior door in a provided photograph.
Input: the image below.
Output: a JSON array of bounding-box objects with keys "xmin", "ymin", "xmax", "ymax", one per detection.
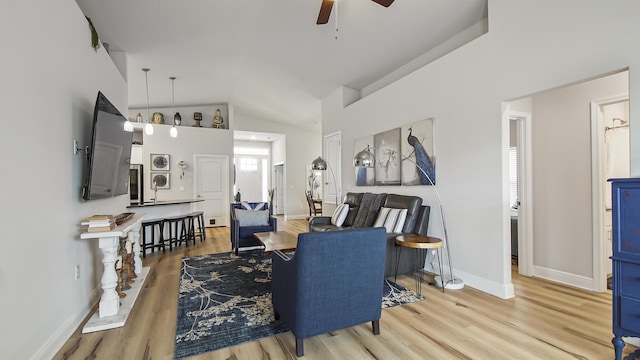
[
  {"xmin": 274, "ymin": 163, "xmax": 284, "ymax": 215},
  {"xmin": 235, "ymin": 155, "xmax": 267, "ymax": 202},
  {"xmin": 194, "ymin": 155, "xmax": 229, "ymax": 227}
]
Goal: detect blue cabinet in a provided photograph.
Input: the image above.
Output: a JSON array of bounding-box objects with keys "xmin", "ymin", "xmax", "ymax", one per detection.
[{"xmin": 610, "ymin": 178, "xmax": 640, "ymax": 359}]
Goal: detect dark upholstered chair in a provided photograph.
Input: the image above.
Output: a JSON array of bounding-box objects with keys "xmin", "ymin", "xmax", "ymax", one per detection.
[
  {"xmin": 230, "ymin": 202, "xmax": 277, "ymax": 255},
  {"xmin": 305, "ymin": 190, "xmax": 322, "ymax": 217},
  {"xmin": 271, "ymin": 227, "xmax": 386, "ymax": 357}
]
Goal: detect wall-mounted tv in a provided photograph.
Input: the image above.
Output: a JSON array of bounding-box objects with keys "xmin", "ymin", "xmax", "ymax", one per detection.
[{"xmin": 82, "ymin": 91, "xmax": 133, "ymax": 200}]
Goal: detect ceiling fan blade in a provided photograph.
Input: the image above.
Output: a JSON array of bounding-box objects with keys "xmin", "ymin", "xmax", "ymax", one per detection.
[
  {"xmin": 371, "ymin": 0, "xmax": 394, "ymax": 7},
  {"xmin": 317, "ymin": 0, "xmax": 334, "ymax": 25}
]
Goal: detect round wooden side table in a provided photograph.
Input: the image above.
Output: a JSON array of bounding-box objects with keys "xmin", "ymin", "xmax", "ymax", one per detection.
[{"xmin": 395, "ymin": 234, "xmax": 445, "ymax": 294}]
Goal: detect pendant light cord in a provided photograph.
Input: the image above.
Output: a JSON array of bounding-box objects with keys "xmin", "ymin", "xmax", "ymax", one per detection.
[
  {"xmin": 144, "ymin": 68, "xmax": 150, "ymax": 120},
  {"xmin": 170, "ymin": 77, "xmax": 175, "ymax": 114}
]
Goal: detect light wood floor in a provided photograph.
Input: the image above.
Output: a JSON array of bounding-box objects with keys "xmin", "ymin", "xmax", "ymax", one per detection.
[{"xmin": 54, "ymin": 217, "xmax": 639, "ymax": 359}]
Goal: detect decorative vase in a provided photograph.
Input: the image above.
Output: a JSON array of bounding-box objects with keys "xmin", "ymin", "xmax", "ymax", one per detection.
[{"xmin": 174, "ymin": 112, "xmax": 182, "ymax": 126}]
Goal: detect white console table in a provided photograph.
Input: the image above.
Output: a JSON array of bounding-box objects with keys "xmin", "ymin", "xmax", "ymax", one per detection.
[{"xmin": 80, "ymin": 213, "xmax": 148, "ymax": 333}]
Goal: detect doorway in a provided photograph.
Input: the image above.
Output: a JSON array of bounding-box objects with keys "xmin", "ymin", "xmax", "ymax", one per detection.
[
  {"xmin": 504, "ymin": 70, "xmax": 628, "ymax": 292},
  {"xmin": 274, "ymin": 163, "xmax": 284, "ymax": 215},
  {"xmin": 506, "ymin": 109, "xmax": 533, "ymax": 277},
  {"xmin": 591, "ymin": 96, "xmax": 629, "ymax": 292}
]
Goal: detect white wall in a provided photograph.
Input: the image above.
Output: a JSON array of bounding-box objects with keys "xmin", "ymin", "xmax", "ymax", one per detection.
[
  {"xmin": 0, "ymin": 1, "xmax": 130, "ymax": 358},
  {"xmin": 234, "ymin": 108, "xmax": 321, "ymax": 219},
  {"xmin": 321, "ymin": 0, "xmax": 640, "ymax": 298},
  {"xmin": 128, "ymin": 105, "xmax": 234, "ymax": 204},
  {"xmin": 531, "ymin": 72, "xmax": 628, "ymax": 279}
]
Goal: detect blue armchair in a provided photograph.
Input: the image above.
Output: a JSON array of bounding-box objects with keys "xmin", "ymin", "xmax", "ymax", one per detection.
[
  {"xmin": 230, "ymin": 202, "xmax": 277, "ymax": 255},
  {"xmin": 271, "ymin": 227, "xmax": 386, "ymax": 357}
]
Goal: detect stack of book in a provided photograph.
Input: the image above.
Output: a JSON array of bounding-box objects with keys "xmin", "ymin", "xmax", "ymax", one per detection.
[{"xmin": 85, "ymin": 214, "xmax": 117, "ymax": 232}]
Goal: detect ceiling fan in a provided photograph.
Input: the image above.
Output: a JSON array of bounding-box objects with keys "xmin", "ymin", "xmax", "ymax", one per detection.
[{"xmin": 316, "ymin": 0, "xmax": 395, "ymax": 25}]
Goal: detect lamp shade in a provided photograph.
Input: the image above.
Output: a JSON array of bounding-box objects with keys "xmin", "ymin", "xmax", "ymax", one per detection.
[
  {"xmin": 311, "ymin": 156, "xmax": 327, "ymax": 171},
  {"xmin": 353, "ymin": 148, "xmax": 375, "ymax": 168}
]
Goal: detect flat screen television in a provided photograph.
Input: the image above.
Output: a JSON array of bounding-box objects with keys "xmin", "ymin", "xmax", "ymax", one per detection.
[{"xmin": 82, "ymin": 91, "xmax": 134, "ymax": 200}]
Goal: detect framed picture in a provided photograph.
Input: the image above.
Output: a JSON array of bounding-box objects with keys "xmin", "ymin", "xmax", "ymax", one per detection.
[
  {"xmin": 150, "ymin": 154, "xmax": 170, "ymax": 171},
  {"xmin": 401, "ymin": 118, "xmax": 435, "ymax": 185},
  {"xmin": 374, "ymin": 128, "xmax": 401, "ymax": 186},
  {"xmin": 151, "ymin": 172, "xmax": 170, "ymax": 189}
]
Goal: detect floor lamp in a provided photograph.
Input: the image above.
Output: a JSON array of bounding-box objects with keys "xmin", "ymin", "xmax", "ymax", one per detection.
[
  {"xmin": 353, "ymin": 146, "xmax": 464, "ymax": 290},
  {"xmin": 311, "ymin": 156, "xmax": 339, "ymax": 207}
]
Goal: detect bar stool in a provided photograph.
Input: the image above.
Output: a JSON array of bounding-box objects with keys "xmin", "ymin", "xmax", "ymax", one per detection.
[
  {"xmin": 183, "ymin": 214, "xmax": 197, "ymax": 247},
  {"xmin": 191, "ymin": 211, "xmax": 206, "ymax": 242},
  {"xmin": 140, "ymin": 219, "xmax": 165, "ymax": 258},
  {"xmin": 163, "ymin": 215, "xmax": 190, "ymax": 250}
]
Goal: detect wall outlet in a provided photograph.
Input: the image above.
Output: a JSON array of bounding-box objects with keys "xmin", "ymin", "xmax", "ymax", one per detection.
[{"xmin": 74, "ymin": 265, "xmax": 80, "ymax": 280}]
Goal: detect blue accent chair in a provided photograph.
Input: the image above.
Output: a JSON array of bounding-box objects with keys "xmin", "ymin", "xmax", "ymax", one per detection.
[
  {"xmin": 230, "ymin": 202, "xmax": 277, "ymax": 255},
  {"xmin": 271, "ymin": 227, "xmax": 386, "ymax": 357}
]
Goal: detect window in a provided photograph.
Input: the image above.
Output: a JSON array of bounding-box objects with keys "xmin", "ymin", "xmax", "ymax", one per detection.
[{"xmin": 239, "ymin": 157, "xmax": 258, "ymax": 172}]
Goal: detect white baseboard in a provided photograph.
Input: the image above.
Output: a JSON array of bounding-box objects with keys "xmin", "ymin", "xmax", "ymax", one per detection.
[
  {"xmin": 425, "ymin": 258, "xmax": 515, "ymax": 299},
  {"xmin": 453, "ymin": 268, "xmax": 516, "ymax": 299},
  {"xmin": 29, "ymin": 287, "xmax": 100, "ymax": 360},
  {"xmin": 533, "ymin": 265, "xmax": 594, "ymax": 291}
]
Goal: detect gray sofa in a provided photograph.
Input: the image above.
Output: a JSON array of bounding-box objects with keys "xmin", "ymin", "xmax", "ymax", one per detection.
[{"xmin": 308, "ymin": 192, "xmax": 430, "ymax": 277}]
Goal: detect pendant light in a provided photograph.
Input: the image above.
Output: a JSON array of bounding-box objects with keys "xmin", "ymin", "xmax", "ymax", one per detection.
[
  {"xmin": 169, "ymin": 76, "xmax": 178, "ymax": 138},
  {"xmin": 123, "ymin": 117, "xmax": 133, "ymax": 132},
  {"xmin": 143, "ymin": 68, "xmax": 154, "ymax": 135}
]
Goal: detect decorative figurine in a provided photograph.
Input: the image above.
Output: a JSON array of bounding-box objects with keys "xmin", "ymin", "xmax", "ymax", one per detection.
[
  {"xmin": 174, "ymin": 112, "xmax": 182, "ymax": 126},
  {"xmin": 212, "ymin": 108, "xmax": 225, "ymax": 129},
  {"xmin": 193, "ymin": 112, "xmax": 203, "ymax": 127},
  {"xmin": 152, "ymin": 112, "xmax": 164, "ymax": 124}
]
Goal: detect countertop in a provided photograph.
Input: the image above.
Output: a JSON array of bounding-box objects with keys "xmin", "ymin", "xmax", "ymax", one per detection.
[{"xmin": 127, "ymin": 199, "xmax": 204, "ymax": 208}]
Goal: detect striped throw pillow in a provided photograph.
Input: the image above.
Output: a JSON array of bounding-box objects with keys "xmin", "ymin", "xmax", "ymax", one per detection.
[
  {"xmin": 373, "ymin": 207, "xmax": 408, "ymax": 233},
  {"xmin": 331, "ymin": 203, "xmax": 350, "ymax": 226}
]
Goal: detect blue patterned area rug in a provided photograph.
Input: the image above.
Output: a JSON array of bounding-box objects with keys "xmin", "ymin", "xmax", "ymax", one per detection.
[{"xmin": 174, "ymin": 252, "xmax": 424, "ymax": 360}]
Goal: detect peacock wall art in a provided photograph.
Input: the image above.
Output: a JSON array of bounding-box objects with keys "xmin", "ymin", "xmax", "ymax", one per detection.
[
  {"xmin": 353, "ymin": 118, "xmax": 436, "ymax": 187},
  {"xmin": 402, "ymin": 118, "xmax": 436, "ymax": 186}
]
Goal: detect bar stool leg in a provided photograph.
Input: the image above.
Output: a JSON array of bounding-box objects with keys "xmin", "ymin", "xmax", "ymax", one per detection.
[
  {"xmin": 164, "ymin": 221, "xmax": 173, "ymax": 251},
  {"xmin": 141, "ymin": 226, "xmax": 149, "ymax": 259},
  {"xmin": 199, "ymin": 213, "xmax": 206, "ymax": 241}
]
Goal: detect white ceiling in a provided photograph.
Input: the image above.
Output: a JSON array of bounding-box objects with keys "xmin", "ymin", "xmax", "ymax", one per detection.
[{"xmin": 75, "ymin": 0, "xmax": 486, "ymax": 131}]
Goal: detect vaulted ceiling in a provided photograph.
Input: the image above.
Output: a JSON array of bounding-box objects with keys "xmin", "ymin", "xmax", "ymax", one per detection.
[{"xmin": 76, "ymin": 0, "xmax": 487, "ymax": 130}]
